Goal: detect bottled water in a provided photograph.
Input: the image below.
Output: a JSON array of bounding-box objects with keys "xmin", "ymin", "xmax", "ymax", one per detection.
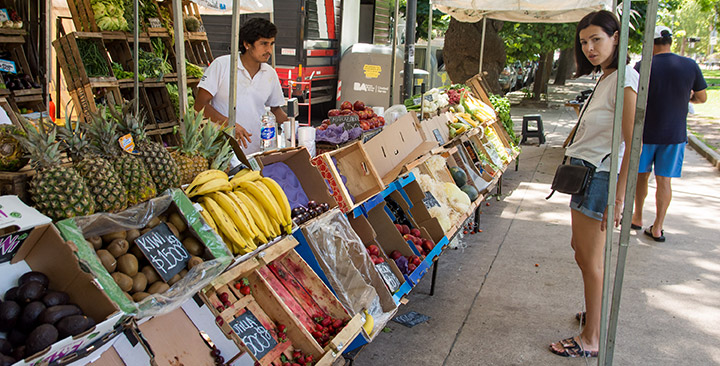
[{"xmin": 260, "ymin": 107, "xmax": 277, "ymax": 151}]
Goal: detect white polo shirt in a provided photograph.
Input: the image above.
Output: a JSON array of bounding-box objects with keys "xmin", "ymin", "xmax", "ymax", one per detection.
[
  {"xmin": 566, "ymin": 65, "xmax": 639, "ymax": 172},
  {"xmin": 198, "ymin": 54, "xmax": 285, "ymax": 155}
]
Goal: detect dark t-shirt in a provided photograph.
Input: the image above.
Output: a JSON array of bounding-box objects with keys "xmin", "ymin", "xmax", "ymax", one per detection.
[{"xmin": 634, "ymin": 53, "xmax": 707, "ymax": 144}]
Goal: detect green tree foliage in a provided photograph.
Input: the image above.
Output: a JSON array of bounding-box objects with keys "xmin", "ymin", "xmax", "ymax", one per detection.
[
  {"xmin": 400, "ymin": 0, "xmax": 451, "ymax": 41},
  {"xmin": 499, "ymin": 22, "xmax": 576, "ymax": 63},
  {"xmin": 659, "ymin": 0, "xmax": 713, "ymax": 56},
  {"xmin": 696, "ymin": 0, "xmax": 720, "ymax": 28}
]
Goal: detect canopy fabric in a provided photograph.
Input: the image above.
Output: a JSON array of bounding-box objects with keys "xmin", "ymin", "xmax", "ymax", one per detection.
[
  {"xmin": 434, "ymin": 0, "xmax": 612, "ymax": 23},
  {"xmin": 51, "ymin": 0, "xmax": 273, "ymax": 15}
]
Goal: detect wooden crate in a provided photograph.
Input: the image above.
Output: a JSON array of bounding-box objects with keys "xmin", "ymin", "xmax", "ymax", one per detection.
[
  {"xmin": 68, "ymin": 84, "xmax": 123, "ymax": 122},
  {"xmin": 54, "ymin": 32, "xmax": 116, "ymax": 90},
  {"xmin": 0, "ymin": 170, "xmax": 33, "ymax": 203},
  {"xmin": 201, "ymin": 237, "xmax": 363, "ymax": 366},
  {"xmin": 186, "ymin": 38, "xmax": 214, "ymax": 66},
  {"xmin": 66, "ymin": 0, "xmax": 100, "ymax": 32},
  {"xmin": 0, "ymin": 28, "xmax": 26, "ymax": 44}
]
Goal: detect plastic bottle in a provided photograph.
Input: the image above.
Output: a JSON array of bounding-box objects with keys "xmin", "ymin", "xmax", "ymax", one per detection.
[{"xmin": 260, "ymin": 107, "xmax": 277, "ymax": 151}]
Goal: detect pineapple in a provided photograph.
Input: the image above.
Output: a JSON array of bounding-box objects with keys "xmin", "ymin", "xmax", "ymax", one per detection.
[
  {"xmin": 0, "ymin": 124, "xmax": 29, "ymax": 171},
  {"xmin": 57, "ymin": 116, "xmax": 128, "ymax": 213},
  {"xmin": 198, "ymin": 120, "xmax": 231, "ymax": 168},
  {"xmin": 209, "ymin": 139, "xmax": 234, "ymax": 171},
  {"xmin": 171, "ymin": 107, "xmax": 206, "ymax": 184},
  {"xmin": 110, "ymin": 101, "xmax": 180, "ymax": 193},
  {"xmin": 12, "ymin": 117, "xmax": 95, "ymax": 220},
  {"xmin": 87, "ymin": 108, "xmax": 157, "ymax": 206}
]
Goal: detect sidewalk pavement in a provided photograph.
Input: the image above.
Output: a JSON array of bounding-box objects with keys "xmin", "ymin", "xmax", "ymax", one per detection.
[{"xmin": 351, "ymin": 77, "xmax": 720, "ymax": 365}]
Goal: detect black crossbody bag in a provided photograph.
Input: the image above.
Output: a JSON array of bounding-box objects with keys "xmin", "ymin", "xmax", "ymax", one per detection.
[{"xmin": 546, "ymin": 81, "xmax": 600, "ymax": 203}]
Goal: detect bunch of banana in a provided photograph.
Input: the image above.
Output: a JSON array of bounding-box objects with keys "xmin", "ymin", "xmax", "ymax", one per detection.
[{"xmin": 185, "ymin": 168, "xmax": 294, "ymax": 256}]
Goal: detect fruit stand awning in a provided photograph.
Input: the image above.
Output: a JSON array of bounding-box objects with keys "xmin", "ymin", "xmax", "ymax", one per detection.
[
  {"xmin": 434, "ymin": 0, "xmax": 612, "ymax": 23},
  {"xmin": 51, "ymin": 0, "xmax": 273, "ymax": 14}
]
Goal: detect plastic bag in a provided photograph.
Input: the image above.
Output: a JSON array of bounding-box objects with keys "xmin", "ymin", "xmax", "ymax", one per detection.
[
  {"xmin": 57, "ymin": 189, "xmax": 232, "ymax": 319},
  {"xmin": 302, "ymin": 210, "xmax": 397, "ymax": 340},
  {"xmin": 384, "ymin": 104, "xmax": 408, "ymax": 125}
]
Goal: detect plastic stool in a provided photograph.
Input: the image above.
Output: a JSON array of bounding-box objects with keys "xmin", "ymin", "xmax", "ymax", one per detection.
[{"xmin": 521, "ymin": 114, "xmax": 546, "ymax": 145}]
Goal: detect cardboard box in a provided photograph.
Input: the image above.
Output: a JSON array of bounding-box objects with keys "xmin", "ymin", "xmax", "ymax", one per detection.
[
  {"xmin": 363, "ymin": 113, "xmax": 438, "ymax": 185},
  {"xmin": 250, "ymin": 147, "xmax": 338, "ymax": 212},
  {"xmin": 0, "ymin": 223, "xmax": 125, "ymax": 366},
  {"xmin": 416, "ymin": 112, "xmax": 453, "ymax": 146},
  {"xmin": 347, "ymin": 214, "xmax": 404, "ymax": 297},
  {"xmin": 311, "ymin": 141, "xmax": 384, "ymax": 213},
  {"xmin": 200, "ymin": 236, "xmax": 363, "ymax": 366},
  {"xmin": 57, "ymin": 189, "xmax": 232, "ymax": 319},
  {"xmin": 0, "ymin": 195, "xmax": 52, "ymax": 264}
]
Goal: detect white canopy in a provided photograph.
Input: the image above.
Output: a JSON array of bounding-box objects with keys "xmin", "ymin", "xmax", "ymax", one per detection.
[
  {"xmin": 434, "ymin": 0, "xmax": 612, "ymax": 23},
  {"xmin": 51, "ymin": 0, "xmax": 273, "ymax": 15}
]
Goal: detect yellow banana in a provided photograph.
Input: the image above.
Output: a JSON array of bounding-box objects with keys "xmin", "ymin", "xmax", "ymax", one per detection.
[
  {"xmin": 235, "ymin": 181, "xmax": 285, "ymax": 228},
  {"xmin": 252, "ymin": 181, "xmax": 288, "ymax": 227},
  {"xmin": 224, "ymin": 191, "xmax": 264, "ymax": 240},
  {"xmin": 232, "ymin": 191, "xmax": 272, "ymax": 238},
  {"xmin": 244, "ymin": 193, "xmax": 279, "ymax": 237},
  {"xmin": 233, "ymin": 168, "xmax": 253, "ymax": 178},
  {"xmin": 362, "ymin": 309, "xmax": 374, "ymax": 335},
  {"xmin": 230, "ymin": 170, "xmax": 261, "ymax": 188},
  {"xmin": 198, "ymin": 206, "xmax": 218, "ymax": 232},
  {"xmin": 258, "ymin": 177, "xmax": 292, "ymax": 233},
  {"xmin": 187, "ymin": 178, "xmax": 232, "ymax": 198},
  {"xmin": 199, "ymin": 196, "xmax": 246, "ymax": 252},
  {"xmin": 206, "ymin": 192, "xmax": 256, "ymax": 240},
  {"xmin": 186, "ymin": 170, "xmax": 228, "ymax": 192}
]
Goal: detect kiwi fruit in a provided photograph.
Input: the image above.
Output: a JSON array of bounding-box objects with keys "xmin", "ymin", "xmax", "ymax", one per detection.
[
  {"xmin": 168, "ymin": 213, "xmax": 188, "ymax": 233},
  {"xmin": 188, "ymin": 256, "xmax": 203, "ymax": 269},
  {"xmin": 126, "ymin": 229, "xmax": 141, "ymax": 243},
  {"xmin": 117, "ymin": 254, "xmax": 139, "ymax": 277},
  {"xmin": 132, "ymin": 292, "xmax": 151, "ymax": 302},
  {"xmin": 167, "ymin": 274, "xmax": 181, "ymax": 286},
  {"xmin": 147, "ymin": 282, "xmax": 169, "ymax": 294},
  {"xmin": 141, "ymin": 266, "xmax": 161, "ymax": 284},
  {"xmin": 165, "ymin": 222, "xmax": 180, "ymax": 238},
  {"xmin": 87, "ymin": 236, "xmax": 102, "ymax": 250},
  {"xmin": 111, "ymin": 273, "xmax": 133, "ymax": 292},
  {"xmin": 129, "ymin": 244, "xmax": 144, "ymax": 259},
  {"xmin": 146, "ymin": 217, "xmax": 161, "ymax": 228},
  {"xmin": 179, "ymin": 269, "xmax": 188, "ymax": 278},
  {"xmin": 16, "ymin": 281, "xmax": 47, "ymax": 303},
  {"xmin": 182, "ymin": 237, "xmax": 203, "ymax": 256},
  {"xmin": 19, "ymin": 272, "xmax": 49, "ymax": 288},
  {"xmin": 101, "ymin": 231, "xmax": 127, "ymax": 243},
  {"xmin": 107, "ymin": 239, "xmax": 130, "ymax": 258},
  {"xmin": 131, "ymin": 272, "xmax": 148, "ymax": 293},
  {"xmin": 97, "ymin": 250, "xmax": 117, "ymax": 273},
  {"xmin": 140, "ymin": 228, "xmax": 152, "ymax": 235}
]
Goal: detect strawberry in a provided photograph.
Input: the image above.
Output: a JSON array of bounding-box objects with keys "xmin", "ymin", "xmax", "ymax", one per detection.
[
  {"xmin": 240, "ymin": 285, "xmax": 251, "ymax": 295},
  {"xmin": 234, "ymin": 283, "xmax": 242, "ymax": 290},
  {"xmin": 292, "ymin": 350, "xmax": 302, "ymax": 359},
  {"xmin": 332, "ymin": 319, "xmax": 343, "ymax": 329},
  {"xmin": 283, "ymin": 363, "xmax": 291, "ymax": 366},
  {"xmin": 241, "ymin": 277, "xmax": 250, "ymax": 286},
  {"xmin": 321, "ymin": 317, "xmax": 332, "ymax": 327},
  {"xmin": 305, "ymin": 356, "xmax": 313, "ymax": 364},
  {"xmin": 219, "ymin": 292, "xmax": 229, "ymax": 301},
  {"xmin": 215, "ymin": 316, "xmax": 223, "ymax": 326},
  {"xmin": 311, "ymin": 331, "xmax": 322, "ymax": 339},
  {"xmin": 278, "ymin": 324, "xmax": 287, "ymax": 333},
  {"xmin": 216, "ymin": 305, "xmax": 224, "ymax": 312}
]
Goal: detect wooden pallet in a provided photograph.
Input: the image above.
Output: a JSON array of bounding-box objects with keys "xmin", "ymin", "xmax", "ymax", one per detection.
[{"xmin": 54, "ymin": 32, "xmax": 116, "ymax": 91}]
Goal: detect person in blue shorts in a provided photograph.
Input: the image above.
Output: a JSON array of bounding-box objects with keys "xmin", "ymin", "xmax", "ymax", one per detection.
[{"xmin": 631, "ymin": 26, "xmax": 707, "ymax": 242}]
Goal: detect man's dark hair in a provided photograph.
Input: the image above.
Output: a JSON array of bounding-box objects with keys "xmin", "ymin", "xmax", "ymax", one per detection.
[
  {"xmin": 574, "ymin": 10, "xmax": 629, "ymax": 77},
  {"xmin": 654, "ymin": 31, "xmax": 672, "ymax": 46},
  {"xmin": 239, "ymin": 18, "xmax": 277, "ymax": 53}
]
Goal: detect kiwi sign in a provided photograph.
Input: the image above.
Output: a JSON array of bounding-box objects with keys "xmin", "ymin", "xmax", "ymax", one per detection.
[{"xmin": 134, "ymin": 222, "xmax": 189, "ymax": 282}]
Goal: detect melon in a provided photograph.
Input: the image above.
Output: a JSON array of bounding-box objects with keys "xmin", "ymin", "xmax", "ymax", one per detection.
[
  {"xmin": 0, "ymin": 124, "xmax": 28, "ymax": 172},
  {"xmin": 460, "ymin": 184, "xmax": 479, "ymax": 201},
  {"xmin": 449, "ymin": 167, "xmax": 467, "ymax": 186}
]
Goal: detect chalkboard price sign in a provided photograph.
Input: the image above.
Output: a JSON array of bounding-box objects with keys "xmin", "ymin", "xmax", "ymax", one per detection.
[
  {"xmin": 375, "ymin": 262, "xmax": 401, "ymax": 293},
  {"xmin": 229, "ymin": 310, "xmax": 278, "ymax": 360},
  {"xmin": 329, "ymin": 114, "xmax": 360, "ymax": 130},
  {"xmin": 134, "ymin": 222, "xmax": 190, "ymax": 282},
  {"xmin": 422, "ymin": 191, "xmax": 440, "ymax": 209}
]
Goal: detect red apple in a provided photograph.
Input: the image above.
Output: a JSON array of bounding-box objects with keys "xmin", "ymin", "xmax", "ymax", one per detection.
[
  {"xmin": 390, "ymin": 250, "xmax": 403, "ymax": 260},
  {"xmin": 340, "ymin": 109, "xmax": 353, "ymax": 116},
  {"xmin": 401, "ymin": 225, "xmax": 410, "ymax": 235},
  {"xmin": 395, "ymin": 224, "xmax": 403, "ymax": 232},
  {"xmin": 360, "ymin": 121, "xmax": 370, "ymax": 130},
  {"xmin": 408, "ymin": 263, "xmax": 417, "ymax": 273},
  {"xmin": 378, "ymin": 116, "xmax": 386, "ymax": 126},
  {"xmin": 372, "ymin": 257, "xmax": 384, "ymax": 264},
  {"xmin": 413, "ymin": 237, "xmax": 423, "ymax": 246},
  {"xmin": 410, "ymin": 228, "xmax": 421, "ymax": 237},
  {"xmin": 411, "ymin": 256, "xmax": 422, "ymax": 266},
  {"xmin": 341, "ymin": 101, "xmax": 353, "ymax": 110},
  {"xmin": 353, "ymin": 100, "xmax": 365, "ymax": 111},
  {"xmin": 357, "ymin": 110, "xmax": 367, "ymax": 120},
  {"xmin": 328, "ymin": 109, "xmax": 341, "ymax": 117},
  {"xmin": 369, "ymin": 117, "xmax": 378, "ymax": 128},
  {"xmin": 403, "ymin": 234, "xmax": 413, "ymax": 242},
  {"xmin": 415, "ymin": 244, "xmax": 423, "ymax": 254},
  {"xmin": 317, "ymin": 125, "xmax": 328, "ymax": 131},
  {"xmin": 422, "ymin": 239, "xmax": 434, "ymax": 251},
  {"xmin": 364, "ymin": 108, "xmax": 375, "ymax": 118},
  {"xmin": 368, "ymin": 245, "xmax": 380, "ymax": 257}
]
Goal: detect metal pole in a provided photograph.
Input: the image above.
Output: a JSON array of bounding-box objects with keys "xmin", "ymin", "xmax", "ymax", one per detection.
[
  {"xmin": 228, "ymin": 0, "xmax": 242, "ymax": 130},
  {"xmin": 402, "ymin": 0, "xmax": 417, "ymax": 100},
  {"xmin": 389, "ymin": 0, "xmax": 400, "ymax": 106},
  {"xmin": 173, "ymin": 0, "xmax": 188, "ymax": 124},
  {"xmin": 133, "ymin": 0, "xmax": 139, "ymax": 117},
  {"xmin": 270, "ymin": 12, "xmax": 276, "ymax": 69},
  {"xmin": 479, "ymin": 16, "xmax": 486, "ymax": 74},
  {"xmin": 44, "ymin": 0, "xmax": 51, "ymax": 111},
  {"xmin": 598, "ymin": 0, "xmax": 630, "ymax": 361},
  {"xmin": 603, "ymin": 1, "xmax": 659, "ymax": 364},
  {"xmin": 425, "ymin": 0, "xmax": 433, "ymax": 90}
]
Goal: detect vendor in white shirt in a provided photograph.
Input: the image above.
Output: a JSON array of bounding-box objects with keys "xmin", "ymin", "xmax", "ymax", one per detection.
[{"xmin": 194, "ymin": 17, "xmax": 287, "ymax": 155}]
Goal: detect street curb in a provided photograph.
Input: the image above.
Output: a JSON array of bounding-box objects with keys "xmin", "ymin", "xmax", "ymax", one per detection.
[{"xmin": 688, "ymin": 134, "xmax": 720, "ymax": 170}]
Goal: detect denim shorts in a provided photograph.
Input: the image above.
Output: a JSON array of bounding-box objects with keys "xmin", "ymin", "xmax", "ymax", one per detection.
[{"xmin": 569, "ymin": 158, "xmax": 610, "ymax": 221}]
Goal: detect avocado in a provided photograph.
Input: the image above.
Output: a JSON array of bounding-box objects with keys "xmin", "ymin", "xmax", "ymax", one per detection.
[
  {"xmin": 42, "ymin": 291, "xmax": 70, "ymax": 307},
  {"xmin": 39, "ymin": 305, "xmax": 81, "ymax": 325},
  {"xmin": 0, "ymin": 338, "xmax": 11, "ymax": 355},
  {"xmin": 4, "ymin": 287, "xmax": 18, "ymax": 302},
  {"xmin": 7, "ymin": 329, "xmax": 26, "ymax": 348},
  {"xmin": 18, "ymin": 272, "xmax": 49, "ymax": 288},
  {"xmin": 16, "ymin": 281, "xmax": 46, "ymax": 303},
  {"xmin": 19, "ymin": 301, "xmax": 46, "ymax": 330},
  {"xmin": 25, "ymin": 324, "xmax": 58, "ymax": 357},
  {"xmin": 56, "ymin": 315, "xmax": 96, "ymax": 338},
  {"xmin": 0, "ymin": 300, "xmax": 21, "ymax": 331},
  {"xmin": 10, "ymin": 345, "xmax": 25, "ymax": 361},
  {"xmin": 0, "ymin": 354, "xmax": 15, "ymax": 366}
]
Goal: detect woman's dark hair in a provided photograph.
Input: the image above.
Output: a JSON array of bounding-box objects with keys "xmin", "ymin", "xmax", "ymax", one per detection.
[
  {"xmin": 239, "ymin": 18, "xmax": 277, "ymax": 53},
  {"xmin": 574, "ymin": 10, "xmax": 628, "ymax": 77}
]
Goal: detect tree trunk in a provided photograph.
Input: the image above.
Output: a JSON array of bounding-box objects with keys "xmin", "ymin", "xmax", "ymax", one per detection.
[
  {"xmin": 554, "ymin": 48, "xmax": 574, "ymax": 85},
  {"xmin": 532, "ymin": 51, "xmax": 553, "ymax": 100},
  {"xmin": 444, "ymin": 18, "xmax": 506, "ymax": 94}
]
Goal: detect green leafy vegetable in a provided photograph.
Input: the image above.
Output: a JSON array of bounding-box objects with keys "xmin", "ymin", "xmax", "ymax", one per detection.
[{"xmin": 77, "ymin": 39, "xmax": 111, "ymax": 78}]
